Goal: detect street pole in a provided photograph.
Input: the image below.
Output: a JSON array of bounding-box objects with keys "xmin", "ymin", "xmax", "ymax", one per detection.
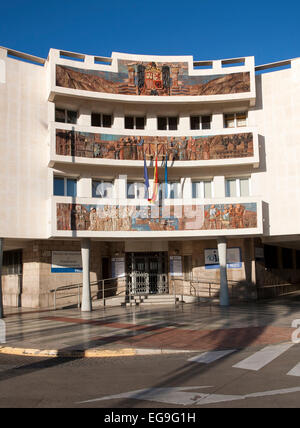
[{"xmin": 0, "ymin": 238, "xmax": 4, "ymax": 318}]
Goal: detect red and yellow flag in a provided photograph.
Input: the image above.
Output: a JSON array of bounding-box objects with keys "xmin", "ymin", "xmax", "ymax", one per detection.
[{"xmin": 148, "ymin": 156, "xmax": 159, "ymax": 203}]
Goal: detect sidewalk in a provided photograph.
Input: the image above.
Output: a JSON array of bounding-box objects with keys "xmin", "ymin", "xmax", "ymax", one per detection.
[{"xmin": 0, "ymin": 293, "xmax": 300, "ymax": 358}]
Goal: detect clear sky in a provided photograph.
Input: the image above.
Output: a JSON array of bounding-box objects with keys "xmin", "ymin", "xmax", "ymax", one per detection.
[{"xmin": 1, "ymin": 0, "xmax": 299, "ymax": 65}]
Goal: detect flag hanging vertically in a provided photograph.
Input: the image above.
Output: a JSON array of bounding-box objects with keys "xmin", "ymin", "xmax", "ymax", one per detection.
[
  {"xmin": 148, "ymin": 156, "xmax": 159, "ymax": 203},
  {"xmin": 164, "ymin": 155, "xmax": 168, "ymax": 199},
  {"xmin": 144, "ymin": 155, "xmax": 149, "ymax": 199}
]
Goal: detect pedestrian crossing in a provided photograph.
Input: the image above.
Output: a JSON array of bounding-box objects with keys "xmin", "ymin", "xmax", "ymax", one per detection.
[
  {"xmin": 232, "ymin": 343, "xmax": 294, "ymax": 371},
  {"xmin": 188, "ymin": 342, "xmax": 300, "ymax": 377}
]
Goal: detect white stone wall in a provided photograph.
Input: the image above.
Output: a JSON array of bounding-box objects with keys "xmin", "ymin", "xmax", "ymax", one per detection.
[
  {"xmin": 251, "ymin": 60, "xmax": 300, "ymax": 237},
  {"xmin": 0, "ymin": 49, "xmax": 49, "ymax": 239}
]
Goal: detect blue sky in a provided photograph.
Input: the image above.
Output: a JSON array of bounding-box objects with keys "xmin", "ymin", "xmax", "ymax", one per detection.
[{"xmin": 1, "ymin": 0, "xmax": 299, "ymax": 65}]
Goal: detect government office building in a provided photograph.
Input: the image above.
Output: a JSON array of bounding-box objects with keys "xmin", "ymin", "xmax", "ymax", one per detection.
[{"xmin": 0, "ymin": 46, "xmax": 300, "ymax": 309}]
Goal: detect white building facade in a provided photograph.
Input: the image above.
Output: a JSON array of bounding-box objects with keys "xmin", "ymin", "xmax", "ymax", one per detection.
[{"xmin": 0, "ymin": 46, "xmax": 300, "ymax": 308}]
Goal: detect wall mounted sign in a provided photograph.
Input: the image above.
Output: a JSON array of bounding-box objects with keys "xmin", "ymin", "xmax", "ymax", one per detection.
[
  {"xmin": 255, "ymin": 247, "xmax": 264, "ymax": 259},
  {"xmin": 51, "ymin": 251, "xmax": 82, "ymax": 273},
  {"xmin": 170, "ymin": 256, "xmax": 183, "ymax": 277},
  {"xmin": 205, "ymin": 247, "xmax": 242, "ymax": 269},
  {"xmin": 111, "ymin": 257, "xmax": 125, "ymax": 278}
]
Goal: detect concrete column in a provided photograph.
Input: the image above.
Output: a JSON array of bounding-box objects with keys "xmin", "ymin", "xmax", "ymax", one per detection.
[
  {"xmin": 0, "ymin": 238, "xmax": 3, "ymax": 318},
  {"xmin": 217, "ymin": 237, "xmax": 230, "ymax": 306},
  {"xmin": 81, "ymin": 239, "xmax": 92, "ymax": 312}
]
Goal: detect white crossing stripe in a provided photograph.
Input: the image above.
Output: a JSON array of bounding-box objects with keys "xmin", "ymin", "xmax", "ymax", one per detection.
[
  {"xmin": 287, "ymin": 362, "xmax": 300, "ymax": 377},
  {"xmin": 188, "ymin": 349, "xmax": 236, "ymax": 364},
  {"xmin": 233, "ymin": 343, "xmax": 294, "ymax": 371}
]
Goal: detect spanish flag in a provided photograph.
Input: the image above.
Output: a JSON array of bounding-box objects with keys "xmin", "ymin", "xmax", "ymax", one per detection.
[{"xmin": 148, "ymin": 156, "xmax": 159, "ymax": 203}]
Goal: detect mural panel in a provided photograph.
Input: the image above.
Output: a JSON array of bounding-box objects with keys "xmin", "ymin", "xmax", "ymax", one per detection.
[
  {"xmin": 56, "ymin": 61, "xmax": 250, "ymax": 96},
  {"xmin": 56, "ymin": 130, "xmax": 254, "ymax": 161},
  {"xmin": 56, "ymin": 203, "xmax": 257, "ymax": 232}
]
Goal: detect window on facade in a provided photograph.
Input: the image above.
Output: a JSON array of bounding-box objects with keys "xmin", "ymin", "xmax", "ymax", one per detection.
[
  {"xmin": 225, "ymin": 177, "xmax": 250, "ymax": 197},
  {"xmin": 55, "ymin": 108, "xmax": 78, "ymax": 124},
  {"xmin": 296, "ymin": 250, "xmax": 300, "ymax": 269},
  {"xmin": 92, "ymin": 180, "xmax": 114, "ymax": 198},
  {"xmin": 201, "ymin": 115, "xmax": 212, "ymax": 130},
  {"xmin": 166, "ymin": 181, "xmax": 181, "ymax": 199},
  {"xmin": 282, "ymin": 247, "xmax": 293, "ymax": 269},
  {"xmin": 124, "ymin": 116, "xmax": 145, "ymax": 130},
  {"xmin": 127, "ymin": 182, "xmax": 146, "ymax": 199},
  {"xmin": 54, "ymin": 177, "xmax": 77, "ymax": 197},
  {"xmin": 91, "ymin": 113, "xmax": 112, "ymax": 128},
  {"xmin": 224, "ymin": 112, "xmax": 247, "ymax": 128},
  {"xmin": 2, "ymin": 250, "xmax": 22, "ymax": 275},
  {"xmin": 190, "ymin": 115, "xmax": 211, "ymax": 130},
  {"xmin": 264, "ymin": 245, "xmax": 279, "ymax": 269},
  {"xmin": 236, "ymin": 112, "xmax": 247, "ymax": 127},
  {"xmin": 192, "ymin": 180, "xmax": 213, "ymax": 199},
  {"xmin": 157, "ymin": 116, "xmax": 178, "ymax": 131}
]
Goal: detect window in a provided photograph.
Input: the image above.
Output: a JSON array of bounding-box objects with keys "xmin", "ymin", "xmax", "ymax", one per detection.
[
  {"xmin": 282, "ymin": 248, "xmax": 293, "ymax": 269},
  {"xmin": 192, "ymin": 180, "xmax": 213, "ymax": 199},
  {"xmin": 55, "ymin": 108, "xmax": 78, "ymax": 124},
  {"xmin": 54, "ymin": 177, "xmax": 77, "ymax": 197},
  {"xmin": 91, "ymin": 113, "xmax": 112, "ymax": 128},
  {"xmin": 264, "ymin": 245, "xmax": 279, "ymax": 269},
  {"xmin": 224, "ymin": 112, "xmax": 247, "ymax": 128},
  {"xmin": 157, "ymin": 116, "xmax": 178, "ymax": 131},
  {"xmin": 2, "ymin": 250, "xmax": 22, "ymax": 275},
  {"xmin": 124, "ymin": 116, "xmax": 145, "ymax": 130},
  {"xmin": 190, "ymin": 115, "xmax": 212, "ymax": 130},
  {"xmin": 127, "ymin": 182, "xmax": 147, "ymax": 199},
  {"xmin": 236, "ymin": 112, "xmax": 247, "ymax": 127},
  {"xmin": 166, "ymin": 181, "xmax": 181, "ymax": 199},
  {"xmin": 92, "ymin": 180, "xmax": 114, "ymax": 198},
  {"xmin": 225, "ymin": 177, "xmax": 250, "ymax": 197}
]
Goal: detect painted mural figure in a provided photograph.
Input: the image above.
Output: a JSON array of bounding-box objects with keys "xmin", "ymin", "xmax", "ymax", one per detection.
[
  {"xmin": 57, "ymin": 202, "xmax": 257, "ymax": 232},
  {"xmin": 56, "ymin": 130, "xmax": 254, "ymax": 162},
  {"xmin": 89, "ymin": 208, "xmax": 98, "ymax": 231},
  {"xmin": 56, "ymin": 62, "xmax": 250, "ymax": 97}
]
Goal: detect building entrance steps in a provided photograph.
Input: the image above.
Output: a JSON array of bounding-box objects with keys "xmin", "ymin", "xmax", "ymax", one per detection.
[
  {"xmin": 0, "ymin": 292, "xmax": 299, "ymax": 358},
  {"xmin": 126, "ymin": 294, "xmax": 178, "ymax": 307}
]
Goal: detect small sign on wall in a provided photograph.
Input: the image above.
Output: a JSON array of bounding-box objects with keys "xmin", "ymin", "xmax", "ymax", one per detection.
[
  {"xmin": 111, "ymin": 257, "xmax": 125, "ymax": 278},
  {"xmin": 51, "ymin": 251, "xmax": 83, "ymax": 273},
  {"xmin": 170, "ymin": 256, "xmax": 183, "ymax": 277},
  {"xmin": 205, "ymin": 247, "xmax": 242, "ymax": 269}
]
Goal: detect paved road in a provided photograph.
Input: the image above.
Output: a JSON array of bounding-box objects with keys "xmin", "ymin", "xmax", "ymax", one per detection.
[{"xmin": 0, "ymin": 343, "xmax": 299, "ymax": 408}]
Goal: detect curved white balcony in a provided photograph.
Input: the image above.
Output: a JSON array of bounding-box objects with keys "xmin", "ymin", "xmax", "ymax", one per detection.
[
  {"xmin": 51, "ymin": 196, "xmax": 263, "ymax": 239},
  {"xmin": 49, "ymin": 122, "xmax": 260, "ymax": 169},
  {"xmin": 48, "ymin": 50, "xmax": 256, "ymax": 106}
]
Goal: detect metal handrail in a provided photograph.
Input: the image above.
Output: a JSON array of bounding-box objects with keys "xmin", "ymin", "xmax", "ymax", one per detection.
[{"xmin": 51, "ymin": 275, "xmax": 128, "ymax": 310}]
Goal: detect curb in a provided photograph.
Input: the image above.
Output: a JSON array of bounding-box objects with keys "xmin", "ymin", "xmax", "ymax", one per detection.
[{"xmin": 0, "ymin": 346, "xmax": 194, "ymax": 359}]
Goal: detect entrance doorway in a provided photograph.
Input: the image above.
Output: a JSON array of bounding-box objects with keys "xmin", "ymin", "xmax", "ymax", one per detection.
[{"xmin": 126, "ymin": 252, "xmax": 168, "ymax": 295}]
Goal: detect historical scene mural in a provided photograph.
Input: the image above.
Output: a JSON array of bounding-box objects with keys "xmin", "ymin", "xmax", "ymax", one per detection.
[
  {"xmin": 56, "ymin": 130, "xmax": 254, "ymax": 161},
  {"xmin": 57, "ymin": 203, "xmax": 257, "ymax": 232},
  {"xmin": 56, "ymin": 61, "xmax": 251, "ymax": 96}
]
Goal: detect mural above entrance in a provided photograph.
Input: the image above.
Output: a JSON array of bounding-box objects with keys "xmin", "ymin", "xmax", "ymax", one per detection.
[
  {"xmin": 56, "ymin": 61, "xmax": 251, "ymax": 96},
  {"xmin": 56, "ymin": 130, "xmax": 254, "ymax": 161},
  {"xmin": 56, "ymin": 203, "xmax": 258, "ymax": 232}
]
